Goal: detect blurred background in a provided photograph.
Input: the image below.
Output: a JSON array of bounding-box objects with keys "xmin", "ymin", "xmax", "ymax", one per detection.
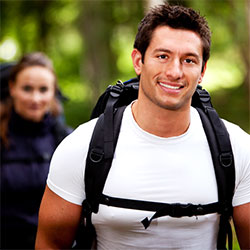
[{"xmin": 0, "ymin": 0, "xmax": 249, "ymax": 132}]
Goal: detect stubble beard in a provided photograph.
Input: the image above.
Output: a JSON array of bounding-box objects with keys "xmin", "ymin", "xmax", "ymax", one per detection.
[{"xmin": 140, "ymin": 81, "xmax": 191, "ymax": 112}]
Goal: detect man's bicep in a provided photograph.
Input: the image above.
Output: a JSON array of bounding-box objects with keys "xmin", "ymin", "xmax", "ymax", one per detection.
[
  {"xmin": 233, "ymin": 202, "xmax": 250, "ymax": 250},
  {"xmin": 35, "ymin": 185, "xmax": 82, "ymax": 249}
]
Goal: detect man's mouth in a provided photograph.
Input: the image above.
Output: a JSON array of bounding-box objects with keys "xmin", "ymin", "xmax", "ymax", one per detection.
[{"xmin": 158, "ymin": 82, "xmax": 183, "ymax": 90}]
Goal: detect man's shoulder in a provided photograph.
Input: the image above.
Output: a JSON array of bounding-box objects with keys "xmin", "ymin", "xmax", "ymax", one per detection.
[
  {"xmin": 51, "ymin": 118, "xmax": 98, "ymax": 160},
  {"xmin": 74, "ymin": 118, "xmax": 98, "ymax": 137},
  {"xmin": 222, "ymin": 119, "xmax": 249, "ymax": 140},
  {"xmin": 67, "ymin": 118, "xmax": 98, "ymax": 142},
  {"xmin": 190, "ymin": 107, "xmax": 249, "ymax": 141},
  {"xmin": 221, "ymin": 119, "xmax": 250, "ymax": 159}
]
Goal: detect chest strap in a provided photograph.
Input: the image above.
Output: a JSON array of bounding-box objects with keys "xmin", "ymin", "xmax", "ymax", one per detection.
[{"xmin": 99, "ymin": 194, "xmax": 221, "ymax": 229}]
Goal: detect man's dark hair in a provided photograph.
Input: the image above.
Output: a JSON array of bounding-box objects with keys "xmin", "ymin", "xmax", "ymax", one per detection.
[{"xmin": 134, "ymin": 4, "xmax": 211, "ymax": 71}]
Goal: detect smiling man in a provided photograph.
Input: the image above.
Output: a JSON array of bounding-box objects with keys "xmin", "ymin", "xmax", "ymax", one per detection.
[
  {"xmin": 132, "ymin": 25, "xmax": 206, "ymax": 137},
  {"xmin": 35, "ymin": 4, "xmax": 250, "ymax": 250}
]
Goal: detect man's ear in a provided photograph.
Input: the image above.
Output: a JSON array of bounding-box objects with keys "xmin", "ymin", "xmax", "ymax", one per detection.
[
  {"xmin": 131, "ymin": 49, "xmax": 142, "ymax": 76},
  {"xmin": 198, "ymin": 62, "xmax": 207, "ymax": 84}
]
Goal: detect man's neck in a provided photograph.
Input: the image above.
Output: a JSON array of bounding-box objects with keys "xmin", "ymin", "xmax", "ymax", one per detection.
[{"xmin": 131, "ymin": 100, "xmax": 191, "ymax": 138}]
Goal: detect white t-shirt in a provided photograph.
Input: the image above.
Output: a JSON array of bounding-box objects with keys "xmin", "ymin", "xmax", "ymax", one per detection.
[{"xmin": 47, "ymin": 105, "xmax": 250, "ymax": 250}]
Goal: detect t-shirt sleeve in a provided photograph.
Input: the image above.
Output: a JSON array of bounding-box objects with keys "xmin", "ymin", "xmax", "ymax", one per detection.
[
  {"xmin": 47, "ymin": 119, "xmax": 97, "ymax": 205},
  {"xmin": 224, "ymin": 121, "xmax": 250, "ymax": 207}
]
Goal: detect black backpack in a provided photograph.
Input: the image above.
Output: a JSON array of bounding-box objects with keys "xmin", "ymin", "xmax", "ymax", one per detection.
[{"xmin": 74, "ymin": 78, "xmax": 235, "ymax": 250}]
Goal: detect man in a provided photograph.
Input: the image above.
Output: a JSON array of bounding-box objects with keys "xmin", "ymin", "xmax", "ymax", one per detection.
[{"xmin": 36, "ymin": 4, "xmax": 250, "ymax": 249}]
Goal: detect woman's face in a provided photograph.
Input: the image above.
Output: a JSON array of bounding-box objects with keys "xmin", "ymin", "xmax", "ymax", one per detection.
[{"xmin": 9, "ymin": 66, "xmax": 55, "ymax": 122}]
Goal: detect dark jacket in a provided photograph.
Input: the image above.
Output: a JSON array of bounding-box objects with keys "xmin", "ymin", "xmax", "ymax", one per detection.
[{"xmin": 0, "ymin": 110, "xmax": 72, "ymax": 249}]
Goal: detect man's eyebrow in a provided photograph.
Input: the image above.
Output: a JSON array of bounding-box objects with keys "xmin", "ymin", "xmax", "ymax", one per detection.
[
  {"xmin": 153, "ymin": 48, "xmax": 172, "ymax": 54},
  {"xmin": 154, "ymin": 48, "xmax": 201, "ymax": 60},
  {"xmin": 184, "ymin": 52, "xmax": 200, "ymax": 60},
  {"xmin": 154, "ymin": 48, "xmax": 199, "ymax": 55}
]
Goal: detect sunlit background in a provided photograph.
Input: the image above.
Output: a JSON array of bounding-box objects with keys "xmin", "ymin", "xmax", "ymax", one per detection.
[{"xmin": 0, "ymin": 0, "xmax": 249, "ymax": 133}]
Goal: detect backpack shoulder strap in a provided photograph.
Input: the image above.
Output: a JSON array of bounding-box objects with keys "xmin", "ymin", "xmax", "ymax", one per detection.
[
  {"xmin": 193, "ymin": 85, "xmax": 235, "ymax": 249},
  {"xmin": 84, "ymin": 106, "xmax": 126, "ymax": 214},
  {"xmin": 83, "ymin": 79, "xmax": 139, "ymax": 214},
  {"xmin": 75, "ymin": 102, "xmax": 125, "ymax": 249},
  {"xmin": 193, "ymin": 86, "xmax": 235, "ymax": 205}
]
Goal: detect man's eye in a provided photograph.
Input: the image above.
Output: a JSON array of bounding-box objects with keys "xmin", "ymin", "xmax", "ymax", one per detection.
[
  {"xmin": 40, "ymin": 87, "xmax": 48, "ymax": 93},
  {"xmin": 184, "ymin": 58, "xmax": 195, "ymax": 64},
  {"xmin": 22, "ymin": 85, "xmax": 32, "ymax": 92},
  {"xmin": 158, "ymin": 55, "xmax": 167, "ymax": 59}
]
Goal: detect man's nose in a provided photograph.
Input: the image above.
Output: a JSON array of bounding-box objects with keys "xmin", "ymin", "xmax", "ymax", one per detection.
[{"xmin": 165, "ymin": 59, "xmax": 183, "ymax": 80}]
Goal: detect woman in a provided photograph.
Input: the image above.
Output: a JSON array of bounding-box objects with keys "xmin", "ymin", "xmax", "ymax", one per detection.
[{"xmin": 0, "ymin": 52, "xmax": 72, "ymax": 249}]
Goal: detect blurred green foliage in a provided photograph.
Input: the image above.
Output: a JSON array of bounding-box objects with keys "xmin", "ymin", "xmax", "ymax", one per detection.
[{"xmin": 0, "ymin": 0, "xmax": 249, "ymax": 132}]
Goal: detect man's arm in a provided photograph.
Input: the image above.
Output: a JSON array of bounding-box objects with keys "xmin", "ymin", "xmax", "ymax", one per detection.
[
  {"xmin": 35, "ymin": 185, "xmax": 82, "ymax": 249},
  {"xmin": 233, "ymin": 202, "xmax": 250, "ymax": 249}
]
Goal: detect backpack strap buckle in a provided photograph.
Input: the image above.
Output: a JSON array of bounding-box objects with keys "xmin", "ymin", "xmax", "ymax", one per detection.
[
  {"xmin": 169, "ymin": 203, "xmax": 192, "ymax": 217},
  {"xmin": 82, "ymin": 199, "xmax": 92, "ymax": 216},
  {"xmin": 109, "ymin": 80, "xmax": 124, "ymax": 98},
  {"xmin": 89, "ymin": 148, "xmax": 104, "ymax": 163},
  {"xmin": 195, "ymin": 86, "xmax": 212, "ymax": 109},
  {"xmin": 219, "ymin": 152, "xmax": 233, "ymax": 168},
  {"xmin": 219, "ymin": 201, "xmax": 233, "ymax": 217}
]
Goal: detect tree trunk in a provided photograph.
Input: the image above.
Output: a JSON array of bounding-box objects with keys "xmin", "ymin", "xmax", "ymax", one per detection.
[{"xmin": 78, "ymin": 1, "xmax": 118, "ymax": 103}]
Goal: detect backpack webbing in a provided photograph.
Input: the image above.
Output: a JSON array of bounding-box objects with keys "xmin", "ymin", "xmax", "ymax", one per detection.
[{"xmin": 82, "ymin": 79, "xmax": 235, "ymax": 250}]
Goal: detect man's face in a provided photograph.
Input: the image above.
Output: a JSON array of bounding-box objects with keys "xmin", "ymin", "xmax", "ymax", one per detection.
[{"xmin": 132, "ymin": 25, "xmax": 206, "ymax": 112}]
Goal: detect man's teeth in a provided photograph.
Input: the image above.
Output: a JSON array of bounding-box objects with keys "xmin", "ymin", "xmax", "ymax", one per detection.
[{"xmin": 159, "ymin": 82, "xmax": 181, "ymax": 89}]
